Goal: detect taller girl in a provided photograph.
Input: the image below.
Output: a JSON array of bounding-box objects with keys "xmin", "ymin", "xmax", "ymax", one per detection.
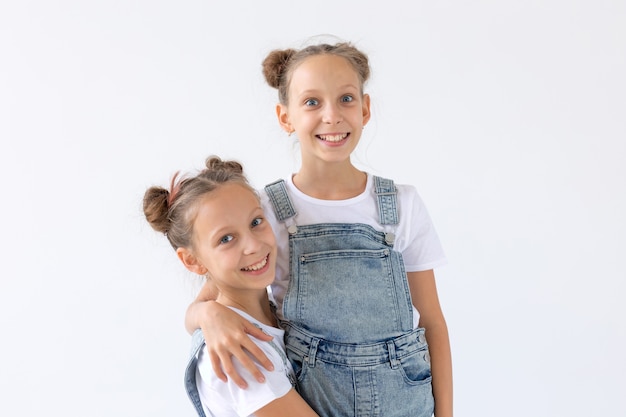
[{"xmin": 190, "ymin": 41, "xmax": 453, "ymax": 417}]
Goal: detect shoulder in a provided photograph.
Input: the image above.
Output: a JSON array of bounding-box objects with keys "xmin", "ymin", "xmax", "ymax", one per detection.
[
  {"xmin": 196, "ymin": 337, "xmax": 293, "ymax": 415},
  {"xmin": 368, "ymin": 175, "xmax": 423, "ymax": 205},
  {"xmin": 395, "ymin": 182, "xmax": 423, "ymax": 204}
]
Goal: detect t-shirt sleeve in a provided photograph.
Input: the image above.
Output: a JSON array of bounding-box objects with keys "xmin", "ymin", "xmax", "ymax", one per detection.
[
  {"xmin": 397, "ymin": 184, "xmax": 448, "ymax": 272},
  {"xmin": 196, "ymin": 343, "xmax": 293, "ymax": 416}
]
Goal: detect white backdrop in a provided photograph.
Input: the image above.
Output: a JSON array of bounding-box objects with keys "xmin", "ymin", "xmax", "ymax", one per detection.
[{"xmin": 1, "ymin": 1, "xmax": 624, "ymax": 416}]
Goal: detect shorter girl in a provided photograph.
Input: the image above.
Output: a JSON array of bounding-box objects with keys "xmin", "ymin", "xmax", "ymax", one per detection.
[{"xmin": 143, "ymin": 156, "xmax": 319, "ymax": 417}]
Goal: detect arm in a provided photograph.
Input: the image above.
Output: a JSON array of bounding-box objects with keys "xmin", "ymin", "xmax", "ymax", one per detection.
[
  {"xmin": 186, "ymin": 280, "xmax": 274, "ymax": 388},
  {"xmin": 184, "ymin": 278, "xmax": 219, "ymax": 334},
  {"xmin": 407, "ymin": 269, "xmax": 453, "ymax": 417},
  {"xmin": 254, "ymin": 388, "xmax": 319, "ymax": 417}
]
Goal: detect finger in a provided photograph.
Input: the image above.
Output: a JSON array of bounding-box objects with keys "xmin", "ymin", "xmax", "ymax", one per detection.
[
  {"xmin": 245, "ymin": 324, "xmax": 274, "ymax": 341},
  {"xmin": 242, "ymin": 339, "xmax": 275, "ymax": 373},
  {"xmin": 208, "ymin": 351, "xmax": 229, "ymax": 384},
  {"xmin": 218, "ymin": 352, "xmax": 249, "ymax": 389},
  {"xmin": 230, "ymin": 347, "xmax": 267, "ymax": 384}
]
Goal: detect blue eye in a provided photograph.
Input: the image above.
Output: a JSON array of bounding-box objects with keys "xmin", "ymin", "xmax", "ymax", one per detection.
[
  {"xmin": 251, "ymin": 217, "xmax": 263, "ymax": 227},
  {"xmin": 219, "ymin": 235, "xmax": 234, "ymax": 244},
  {"xmin": 341, "ymin": 95, "xmax": 354, "ymax": 103},
  {"xmin": 305, "ymin": 98, "xmax": 319, "ymax": 106}
]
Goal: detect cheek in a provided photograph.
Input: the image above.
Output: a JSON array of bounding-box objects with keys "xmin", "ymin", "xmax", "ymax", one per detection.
[{"xmin": 202, "ymin": 255, "xmax": 229, "ymax": 276}]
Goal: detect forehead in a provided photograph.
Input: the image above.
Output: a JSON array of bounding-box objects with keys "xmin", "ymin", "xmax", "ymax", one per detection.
[
  {"xmin": 196, "ymin": 183, "xmax": 258, "ymax": 218},
  {"xmin": 289, "ymin": 54, "xmax": 360, "ymax": 90}
]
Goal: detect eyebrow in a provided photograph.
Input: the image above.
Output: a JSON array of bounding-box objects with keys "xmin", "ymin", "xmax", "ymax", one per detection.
[
  {"xmin": 207, "ymin": 206, "xmax": 264, "ymax": 238},
  {"xmin": 298, "ymin": 83, "xmax": 359, "ymax": 95}
]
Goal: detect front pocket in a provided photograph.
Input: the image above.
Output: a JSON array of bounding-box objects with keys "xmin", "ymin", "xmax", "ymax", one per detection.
[
  {"xmin": 398, "ymin": 348, "xmax": 433, "ymax": 385},
  {"xmin": 293, "ymin": 248, "xmax": 412, "ymax": 341}
]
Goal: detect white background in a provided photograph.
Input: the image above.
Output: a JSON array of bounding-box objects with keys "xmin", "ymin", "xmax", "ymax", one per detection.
[{"xmin": 1, "ymin": 1, "xmax": 624, "ymax": 416}]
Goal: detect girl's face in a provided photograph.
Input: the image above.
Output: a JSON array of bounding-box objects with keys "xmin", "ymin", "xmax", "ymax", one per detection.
[
  {"xmin": 277, "ymin": 54, "xmax": 371, "ymax": 166},
  {"xmin": 178, "ymin": 183, "xmax": 277, "ymax": 297}
]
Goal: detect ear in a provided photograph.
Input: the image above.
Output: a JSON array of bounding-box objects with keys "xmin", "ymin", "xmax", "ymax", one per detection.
[
  {"xmin": 276, "ymin": 103, "xmax": 293, "ymax": 134},
  {"xmin": 361, "ymin": 93, "xmax": 371, "ymax": 127},
  {"xmin": 176, "ymin": 248, "xmax": 208, "ymax": 275}
]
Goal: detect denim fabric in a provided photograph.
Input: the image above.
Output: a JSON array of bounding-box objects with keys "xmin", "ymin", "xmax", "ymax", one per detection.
[
  {"xmin": 266, "ymin": 178, "xmax": 435, "ymax": 417},
  {"xmin": 285, "ymin": 325, "xmax": 433, "ymax": 417},
  {"xmin": 283, "ymin": 222, "xmax": 413, "ymax": 343},
  {"xmin": 184, "ymin": 329, "xmax": 209, "ymax": 417}
]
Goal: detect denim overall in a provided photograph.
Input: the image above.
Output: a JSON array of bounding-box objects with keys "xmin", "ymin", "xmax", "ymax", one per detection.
[
  {"xmin": 184, "ymin": 329, "xmax": 210, "ymax": 417},
  {"xmin": 265, "ymin": 177, "xmax": 434, "ymax": 417}
]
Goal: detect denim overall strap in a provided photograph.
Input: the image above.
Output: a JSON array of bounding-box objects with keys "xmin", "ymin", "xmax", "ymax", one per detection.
[
  {"xmin": 184, "ymin": 329, "xmax": 209, "ymax": 417},
  {"xmin": 373, "ymin": 176, "xmax": 398, "ymax": 225},
  {"xmin": 265, "ymin": 177, "xmax": 397, "ymax": 226},
  {"xmin": 265, "ymin": 179, "xmax": 297, "ymax": 221}
]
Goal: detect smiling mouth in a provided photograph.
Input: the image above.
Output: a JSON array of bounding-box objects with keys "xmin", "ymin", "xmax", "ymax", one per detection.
[
  {"xmin": 317, "ymin": 133, "xmax": 349, "ymax": 142},
  {"xmin": 241, "ymin": 255, "xmax": 269, "ymax": 272}
]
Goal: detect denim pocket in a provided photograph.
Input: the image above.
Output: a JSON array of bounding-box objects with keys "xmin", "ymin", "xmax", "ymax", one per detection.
[
  {"xmin": 287, "ymin": 353, "xmax": 305, "ymax": 382},
  {"xmin": 399, "ymin": 348, "xmax": 433, "ymax": 385}
]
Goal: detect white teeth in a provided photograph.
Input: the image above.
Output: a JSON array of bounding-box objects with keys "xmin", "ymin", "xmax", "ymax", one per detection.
[
  {"xmin": 318, "ymin": 133, "xmax": 348, "ymax": 142},
  {"xmin": 242, "ymin": 256, "xmax": 268, "ymax": 271}
]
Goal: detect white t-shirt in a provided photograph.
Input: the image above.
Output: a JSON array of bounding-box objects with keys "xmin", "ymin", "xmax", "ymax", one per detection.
[
  {"xmin": 260, "ymin": 173, "xmax": 447, "ymax": 324},
  {"xmin": 196, "ymin": 307, "xmax": 295, "ymax": 417}
]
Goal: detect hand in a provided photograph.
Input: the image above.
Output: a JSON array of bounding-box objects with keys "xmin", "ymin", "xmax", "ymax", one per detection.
[{"xmin": 199, "ymin": 301, "xmax": 275, "ymax": 388}]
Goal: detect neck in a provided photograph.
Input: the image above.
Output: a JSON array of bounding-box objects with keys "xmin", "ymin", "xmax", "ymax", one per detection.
[
  {"xmin": 294, "ymin": 161, "xmax": 366, "ymax": 200},
  {"xmin": 216, "ymin": 290, "xmax": 275, "ymax": 327}
]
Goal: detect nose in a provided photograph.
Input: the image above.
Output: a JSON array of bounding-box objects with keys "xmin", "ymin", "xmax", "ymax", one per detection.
[
  {"xmin": 322, "ymin": 103, "xmax": 343, "ymax": 124},
  {"xmin": 242, "ymin": 231, "xmax": 263, "ymax": 255}
]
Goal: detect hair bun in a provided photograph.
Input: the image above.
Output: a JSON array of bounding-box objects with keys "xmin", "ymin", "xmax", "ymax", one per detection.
[
  {"xmin": 262, "ymin": 49, "xmax": 296, "ymax": 89},
  {"xmin": 205, "ymin": 156, "xmax": 244, "ymax": 174}
]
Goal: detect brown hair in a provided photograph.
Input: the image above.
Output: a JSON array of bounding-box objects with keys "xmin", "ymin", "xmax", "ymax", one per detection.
[
  {"xmin": 261, "ymin": 42, "xmax": 371, "ymax": 105},
  {"xmin": 143, "ymin": 156, "xmax": 255, "ymax": 250}
]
